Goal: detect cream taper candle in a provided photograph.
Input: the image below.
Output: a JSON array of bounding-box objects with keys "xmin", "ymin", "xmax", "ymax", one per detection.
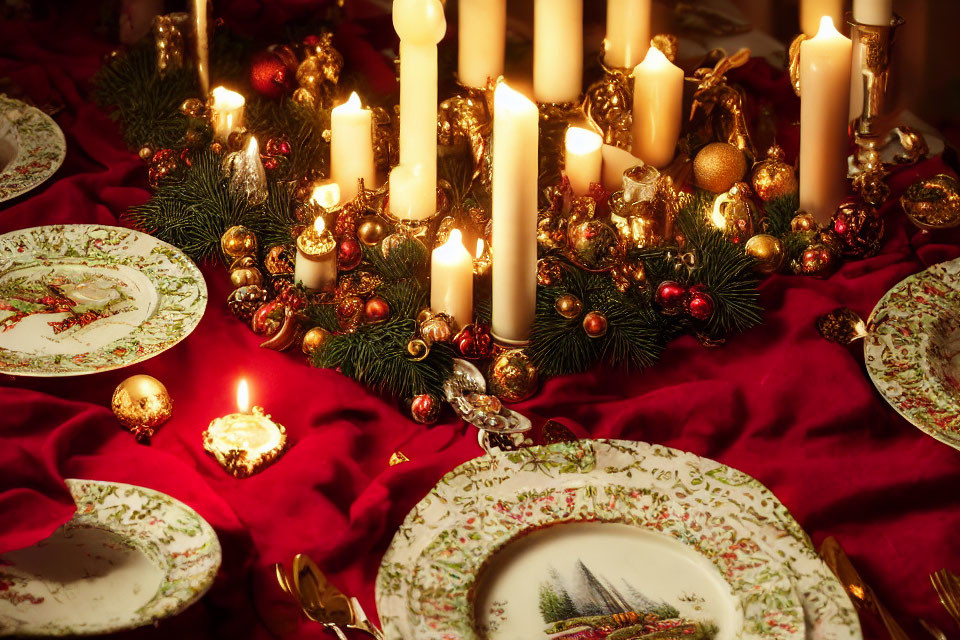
[
  {"xmin": 431, "ymin": 229, "xmax": 474, "ymax": 328},
  {"xmin": 800, "ymin": 16, "xmax": 853, "ymax": 224},
  {"xmin": 210, "ymin": 86, "xmax": 244, "ymax": 141},
  {"xmin": 458, "ymin": 0, "xmax": 506, "ymax": 88},
  {"xmin": 492, "ymin": 82, "xmax": 539, "ymax": 345},
  {"xmin": 853, "ymin": 0, "xmax": 892, "ymax": 25},
  {"xmin": 631, "ymin": 46, "xmax": 684, "ymax": 169},
  {"xmin": 533, "ymin": 0, "xmax": 582, "ymax": 103},
  {"xmin": 604, "ymin": 0, "xmax": 651, "ymax": 69},
  {"xmin": 192, "ymin": 0, "xmax": 209, "ymax": 95},
  {"xmin": 331, "ymin": 92, "xmax": 375, "ymax": 202},
  {"xmin": 564, "ymin": 127, "xmax": 603, "ymax": 196},
  {"xmin": 800, "ymin": 0, "xmax": 843, "ymax": 36},
  {"xmin": 849, "ymin": 0, "xmax": 894, "ymax": 122}
]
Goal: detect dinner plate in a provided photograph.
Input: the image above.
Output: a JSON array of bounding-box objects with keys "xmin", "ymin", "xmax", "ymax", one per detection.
[
  {"xmin": 864, "ymin": 257, "xmax": 960, "ymax": 451},
  {"xmin": 377, "ymin": 440, "xmax": 860, "ymax": 640},
  {"xmin": 0, "ymin": 94, "xmax": 66, "ymax": 202},
  {"xmin": 0, "ymin": 479, "xmax": 221, "ymax": 636},
  {"xmin": 0, "ymin": 224, "xmax": 207, "ymax": 376}
]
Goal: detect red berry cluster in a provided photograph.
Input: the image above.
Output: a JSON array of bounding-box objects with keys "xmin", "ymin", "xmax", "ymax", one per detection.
[{"xmin": 654, "ymin": 281, "xmax": 715, "ymax": 321}]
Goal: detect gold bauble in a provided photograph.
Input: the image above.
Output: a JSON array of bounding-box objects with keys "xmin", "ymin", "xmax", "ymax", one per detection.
[
  {"xmin": 744, "ymin": 234, "xmax": 784, "ymax": 274},
  {"xmin": 221, "ymin": 225, "xmax": 258, "ymax": 258},
  {"xmin": 555, "ymin": 294, "xmax": 583, "ymax": 319},
  {"xmin": 357, "ymin": 216, "xmax": 388, "ymax": 246},
  {"xmin": 488, "ymin": 349, "xmax": 539, "ymax": 404},
  {"xmin": 420, "ymin": 314, "xmax": 454, "ymax": 345},
  {"xmin": 302, "ymin": 327, "xmax": 333, "ymax": 356},
  {"xmin": 179, "ymin": 97, "xmax": 204, "ymax": 118},
  {"xmin": 694, "ymin": 142, "xmax": 747, "ymax": 194},
  {"xmin": 751, "ymin": 145, "xmax": 798, "ymax": 201},
  {"xmin": 229, "ymin": 266, "xmax": 264, "ymax": 288},
  {"xmin": 138, "ymin": 145, "xmax": 154, "ymax": 163},
  {"xmin": 901, "ymin": 174, "xmax": 960, "ymax": 231},
  {"xmin": 111, "ymin": 375, "xmax": 173, "ymax": 431},
  {"xmin": 790, "ymin": 212, "xmax": 819, "ymax": 233}
]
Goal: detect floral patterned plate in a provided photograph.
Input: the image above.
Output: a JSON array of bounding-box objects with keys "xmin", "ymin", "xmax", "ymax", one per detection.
[
  {"xmin": 377, "ymin": 440, "xmax": 860, "ymax": 640},
  {"xmin": 0, "ymin": 94, "xmax": 66, "ymax": 202},
  {"xmin": 0, "ymin": 224, "xmax": 207, "ymax": 376},
  {"xmin": 0, "ymin": 479, "xmax": 221, "ymax": 636}
]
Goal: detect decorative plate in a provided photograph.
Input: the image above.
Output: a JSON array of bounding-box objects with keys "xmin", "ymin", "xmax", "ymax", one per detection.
[
  {"xmin": 0, "ymin": 224, "xmax": 207, "ymax": 376},
  {"xmin": 377, "ymin": 440, "xmax": 860, "ymax": 640},
  {"xmin": 864, "ymin": 257, "xmax": 960, "ymax": 451},
  {"xmin": 0, "ymin": 95, "xmax": 66, "ymax": 202},
  {"xmin": 0, "ymin": 479, "xmax": 221, "ymax": 636}
]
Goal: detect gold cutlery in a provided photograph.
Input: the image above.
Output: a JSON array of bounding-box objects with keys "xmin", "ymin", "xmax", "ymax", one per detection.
[
  {"xmin": 275, "ymin": 560, "xmax": 348, "ymax": 640},
  {"xmin": 931, "ymin": 569, "xmax": 960, "ymax": 629},
  {"xmin": 820, "ymin": 537, "xmax": 911, "ymax": 640},
  {"xmin": 920, "ymin": 619, "xmax": 948, "ymax": 640}
]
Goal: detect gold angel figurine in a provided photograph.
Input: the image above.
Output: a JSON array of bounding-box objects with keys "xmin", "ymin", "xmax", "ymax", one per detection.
[{"xmin": 689, "ymin": 48, "xmax": 756, "ymax": 164}]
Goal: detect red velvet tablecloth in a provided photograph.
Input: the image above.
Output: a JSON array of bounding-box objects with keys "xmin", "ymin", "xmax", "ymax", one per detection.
[{"xmin": 1, "ymin": 7, "xmax": 959, "ymax": 640}]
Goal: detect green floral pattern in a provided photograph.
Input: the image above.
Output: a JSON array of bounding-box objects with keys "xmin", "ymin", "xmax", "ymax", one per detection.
[{"xmin": 0, "ymin": 95, "xmax": 66, "ymax": 202}]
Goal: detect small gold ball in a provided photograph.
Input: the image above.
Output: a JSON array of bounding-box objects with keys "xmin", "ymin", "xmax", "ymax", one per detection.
[
  {"xmin": 221, "ymin": 225, "xmax": 258, "ymax": 258},
  {"xmin": 302, "ymin": 327, "xmax": 333, "ymax": 356},
  {"xmin": 357, "ymin": 216, "xmax": 387, "ymax": 246},
  {"xmin": 751, "ymin": 146, "xmax": 798, "ymax": 202},
  {"xmin": 744, "ymin": 234, "xmax": 784, "ymax": 274},
  {"xmin": 111, "ymin": 375, "xmax": 173, "ymax": 431},
  {"xmin": 179, "ymin": 97, "xmax": 204, "ymax": 118},
  {"xmin": 554, "ymin": 294, "xmax": 583, "ymax": 319},
  {"xmin": 138, "ymin": 146, "xmax": 154, "ymax": 163},
  {"xmin": 694, "ymin": 142, "xmax": 747, "ymax": 194},
  {"xmin": 790, "ymin": 212, "xmax": 819, "ymax": 233}
]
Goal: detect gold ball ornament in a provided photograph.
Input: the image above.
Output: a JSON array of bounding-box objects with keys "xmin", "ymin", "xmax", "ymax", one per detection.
[
  {"xmin": 744, "ymin": 234, "xmax": 784, "ymax": 274},
  {"xmin": 138, "ymin": 145, "xmax": 155, "ymax": 163},
  {"xmin": 111, "ymin": 375, "xmax": 173, "ymax": 439},
  {"xmin": 221, "ymin": 225, "xmax": 258, "ymax": 258},
  {"xmin": 751, "ymin": 145, "xmax": 798, "ymax": 201},
  {"xmin": 555, "ymin": 294, "xmax": 583, "ymax": 319},
  {"xmin": 179, "ymin": 97, "xmax": 204, "ymax": 118},
  {"xmin": 790, "ymin": 212, "xmax": 819, "ymax": 233},
  {"xmin": 357, "ymin": 216, "xmax": 388, "ymax": 246},
  {"xmin": 301, "ymin": 327, "xmax": 333, "ymax": 356},
  {"xmin": 488, "ymin": 349, "xmax": 539, "ymax": 403},
  {"xmin": 694, "ymin": 142, "xmax": 747, "ymax": 194}
]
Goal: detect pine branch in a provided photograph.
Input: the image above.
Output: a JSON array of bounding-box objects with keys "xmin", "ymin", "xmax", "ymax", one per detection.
[{"xmin": 764, "ymin": 193, "xmax": 800, "ymax": 236}]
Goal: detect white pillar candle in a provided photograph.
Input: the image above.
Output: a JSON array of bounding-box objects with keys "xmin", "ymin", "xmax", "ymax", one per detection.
[
  {"xmin": 492, "ymin": 82, "xmax": 539, "ymax": 345},
  {"xmin": 331, "ymin": 92, "xmax": 375, "ymax": 203},
  {"xmin": 604, "ymin": 0, "xmax": 651, "ymax": 69},
  {"xmin": 853, "ymin": 0, "xmax": 892, "ymax": 25},
  {"xmin": 392, "ymin": 0, "xmax": 446, "ymax": 220},
  {"xmin": 458, "ymin": 0, "xmax": 506, "ymax": 89},
  {"xmin": 192, "ymin": 0, "xmax": 209, "ymax": 95},
  {"xmin": 295, "ymin": 213, "xmax": 338, "ymax": 293},
  {"xmin": 533, "ymin": 0, "xmax": 582, "ymax": 103},
  {"xmin": 210, "ymin": 86, "xmax": 244, "ymax": 141},
  {"xmin": 800, "ymin": 0, "xmax": 844, "ymax": 36},
  {"xmin": 631, "ymin": 47, "xmax": 684, "ymax": 169},
  {"xmin": 431, "ymin": 229, "xmax": 474, "ymax": 328},
  {"xmin": 848, "ymin": 0, "xmax": 894, "ymax": 121},
  {"xmin": 600, "ymin": 144, "xmax": 643, "ymax": 191},
  {"xmin": 388, "ymin": 164, "xmax": 424, "ymax": 219},
  {"xmin": 564, "ymin": 127, "xmax": 603, "ymax": 196},
  {"xmin": 800, "ymin": 16, "xmax": 853, "ymax": 224}
]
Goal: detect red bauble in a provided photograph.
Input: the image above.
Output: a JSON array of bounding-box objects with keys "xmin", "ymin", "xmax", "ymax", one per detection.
[
  {"xmin": 251, "ymin": 299, "xmax": 286, "ymax": 335},
  {"xmin": 454, "ymin": 323, "xmax": 493, "ymax": 359},
  {"xmin": 249, "ymin": 50, "xmax": 295, "ymax": 100},
  {"xmin": 655, "ymin": 280, "xmax": 687, "ymax": 315},
  {"xmin": 582, "ymin": 311, "xmax": 608, "ymax": 338},
  {"xmin": 364, "ymin": 296, "xmax": 390, "ymax": 324},
  {"xmin": 686, "ymin": 285, "xmax": 715, "ymax": 321},
  {"xmin": 337, "ymin": 238, "xmax": 363, "ymax": 271},
  {"xmin": 410, "ymin": 393, "xmax": 441, "ymax": 425},
  {"xmin": 264, "ymin": 137, "xmax": 291, "ymax": 157}
]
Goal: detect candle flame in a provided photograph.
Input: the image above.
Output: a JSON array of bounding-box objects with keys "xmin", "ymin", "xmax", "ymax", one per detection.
[
  {"xmin": 446, "ymin": 228, "xmax": 463, "ymax": 247},
  {"xmin": 343, "ymin": 92, "xmax": 362, "ymax": 109},
  {"xmin": 711, "ymin": 194, "xmax": 729, "ymax": 231},
  {"xmin": 815, "ymin": 15, "xmax": 842, "ymax": 39},
  {"xmin": 494, "ymin": 81, "xmax": 535, "ymax": 111},
  {"xmin": 310, "ymin": 182, "xmax": 341, "ymax": 209},
  {"xmin": 313, "ymin": 216, "xmax": 326, "ymax": 235},
  {"xmin": 476, "ymin": 238, "xmax": 485, "ymax": 259},
  {"xmin": 211, "ymin": 86, "xmax": 245, "ymax": 108},
  {"xmin": 565, "ymin": 127, "xmax": 602, "ymax": 155},
  {"xmin": 635, "ymin": 46, "xmax": 671, "ymax": 74},
  {"xmin": 236, "ymin": 379, "xmax": 249, "ymax": 413},
  {"xmin": 245, "ymin": 136, "xmax": 259, "ymax": 157}
]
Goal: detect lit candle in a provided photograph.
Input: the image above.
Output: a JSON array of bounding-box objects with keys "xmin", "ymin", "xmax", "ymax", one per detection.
[
  {"xmin": 800, "ymin": 16, "xmax": 852, "ymax": 224},
  {"xmin": 853, "ymin": 0, "xmax": 892, "ymax": 25},
  {"xmin": 492, "ymin": 82, "xmax": 538, "ymax": 345},
  {"xmin": 431, "ymin": 229, "xmax": 474, "ymax": 328},
  {"xmin": 604, "ymin": 0, "xmax": 651, "ymax": 69},
  {"xmin": 228, "ymin": 136, "xmax": 267, "ymax": 204},
  {"xmin": 533, "ymin": 0, "xmax": 582, "ymax": 103},
  {"xmin": 331, "ymin": 92, "xmax": 375, "ymax": 202},
  {"xmin": 800, "ymin": 0, "xmax": 843, "ymax": 36},
  {"xmin": 391, "ymin": 0, "xmax": 446, "ymax": 220},
  {"xmin": 210, "ymin": 86, "xmax": 244, "ymax": 141},
  {"xmin": 564, "ymin": 127, "xmax": 603, "ymax": 196},
  {"xmin": 203, "ymin": 379, "xmax": 287, "ymax": 478},
  {"xmin": 458, "ymin": 0, "xmax": 506, "ymax": 88},
  {"xmin": 601, "ymin": 144, "xmax": 643, "ymax": 191},
  {"xmin": 192, "ymin": 0, "xmax": 209, "ymax": 94},
  {"xmin": 631, "ymin": 46, "xmax": 684, "ymax": 169},
  {"xmin": 295, "ymin": 194, "xmax": 339, "ymax": 292}
]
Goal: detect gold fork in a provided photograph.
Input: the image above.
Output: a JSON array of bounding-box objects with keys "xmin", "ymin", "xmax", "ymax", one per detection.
[{"xmin": 931, "ymin": 569, "xmax": 960, "ymax": 629}]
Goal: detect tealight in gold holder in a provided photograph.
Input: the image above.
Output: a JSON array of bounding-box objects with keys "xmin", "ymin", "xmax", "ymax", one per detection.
[{"xmin": 203, "ymin": 380, "xmax": 287, "ymax": 478}]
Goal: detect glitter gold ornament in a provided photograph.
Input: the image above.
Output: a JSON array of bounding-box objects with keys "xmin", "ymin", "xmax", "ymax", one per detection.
[
  {"xmin": 336, "ymin": 295, "xmax": 365, "ymax": 331},
  {"xmin": 302, "ymin": 326, "xmax": 333, "ymax": 356},
  {"xmin": 555, "ymin": 294, "xmax": 583, "ymax": 319},
  {"xmin": 227, "ymin": 285, "xmax": 268, "ymax": 322},
  {"xmin": 790, "ymin": 212, "xmax": 819, "ymax": 233},
  {"xmin": 751, "ymin": 145, "xmax": 798, "ymax": 201},
  {"xmin": 831, "ymin": 201, "xmax": 884, "ymax": 257},
  {"xmin": 694, "ymin": 142, "xmax": 747, "ymax": 194},
  {"xmin": 357, "ymin": 216, "xmax": 388, "ymax": 246},
  {"xmin": 488, "ymin": 349, "xmax": 538, "ymax": 403},
  {"xmin": 901, "ymin": 174, "xmax": 960, "ymax": 231},
  {"xmin": 537, "ymin": 258, "xmax": 563, "ymax": 286},
  {"xmin": 744, "ymin": 234, "xmax": 784, "ymax": 274},
  {"xmin": 221, "ymin": 225, "xmax": 258, "ymax": 258},
  {"xmin": 111, "ymin": 375, "xmax": 173, "ymax": 443}
]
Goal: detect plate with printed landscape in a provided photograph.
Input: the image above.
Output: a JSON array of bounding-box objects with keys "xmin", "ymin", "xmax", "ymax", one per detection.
[
  {"xmin": 0, "ymin": 479, "xmax": 221, "ymax": 636},
  {"xmin": 864, "ymin": 257, "xmax": 960, "ymax": 451},
  {"xmin": 0, "ymin": 94, "xmax": 66, "ymax": 203},
  {"xmin": 377, "ymin": 440, "xmax": 861, "ymax": 640},
  {"xmin": 0, "ymin": 224, "xmax": 206, "ymax": 376}
]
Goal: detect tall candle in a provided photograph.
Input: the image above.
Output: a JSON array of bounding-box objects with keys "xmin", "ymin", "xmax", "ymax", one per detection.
[
  {"xmin": 492, "ymin": 82, "xmax": 539, "ymax": 345},
  {"xmin": 800, "ymin": 16, "xmax": 853, "ymax": 224},
  {"xmin": 192, "ymin": 0, "xmax": 209, "ymax": 95},
  {"xmin": 533, "ymin": 0, "xmax": 582, "ymax": 103},
  {"xmin": 849, "ymin": 0, "xmax": 894, "ymax": 122},
  {"xmin": 800, "ymin": 0, "xmax": 843, "ymax": 36},
  {"xmin": 388, "ymin": 164, "xmax": 423, "ymax": 220},
  {"xmin": 331, "ymin": 92, "xmax": 375, "ymax": 202},
  {"xmin": 604, "ymin": 0, "xmax": 651, "ymax": 69},
  {"xmin": 564, "ymin": 127, "xmax": 603, "ymax": 196},
  {"xmin": 853, "ymin": 0, "xmax": 892, "ymax": 25},
  {"xmin": 392, "ymin": 0, "xmax": 446, "ymax": 220},
  {"xmin": 431, "ymin": 229, "xmax": 474, "ymax": 328},
  {"xmin": 631, "ymin": 46, "xmax": 684, "ymax": 169},
  {"xmin": 458, "ymin": 0, "xmax": 506, "ymax": 88},
  {"xmin": 210, "ymin": 86, "xmax": 244, "ymax": 141}
]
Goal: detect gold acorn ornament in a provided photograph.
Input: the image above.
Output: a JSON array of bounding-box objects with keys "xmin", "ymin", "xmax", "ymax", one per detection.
[
  {"xmin": 751, "ymin": 145, "xmax": 798, "ymax": 202},
  {"xmin": 693, "ymin": 142, "xmax": 747, "ymax": 194},
  {"xmin": 488, "ymin": 349, "xmax": 539, "ymax": 403},
  {"xmin": 221, "ymin": 225, "xmax": 258, "ymax": 258},
  {"xmin": 744, "ymin": 234, "xmax": 784, "ymax": 274},
  {"xmin": 111, "ymin": 375, "xmax": 173, "ymax": 443}
]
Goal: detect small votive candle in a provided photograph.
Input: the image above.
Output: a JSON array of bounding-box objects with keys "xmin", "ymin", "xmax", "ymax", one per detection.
[
  {"xmin": 210, "ymin": 86, "xmax": 245, "ymax": 141},
  {"xmin": 295, "ymin": 201, "xmax": 338, "ymax": 293},
  {"xmin": 431, "ymin": 229, "xmax": 474, "ymax": 329},
  {"xmin": 202, "ymin": 380, "xmax": 287, "ymax": 478},
  {"xmin": 564, "ymin": 127, "xmax": 603, "ymax": 196}
]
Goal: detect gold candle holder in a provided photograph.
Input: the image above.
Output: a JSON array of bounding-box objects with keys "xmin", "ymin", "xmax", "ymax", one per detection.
[{"xmin": 203, "ymin": 381, "xmax": 286, "ymax": 478}]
